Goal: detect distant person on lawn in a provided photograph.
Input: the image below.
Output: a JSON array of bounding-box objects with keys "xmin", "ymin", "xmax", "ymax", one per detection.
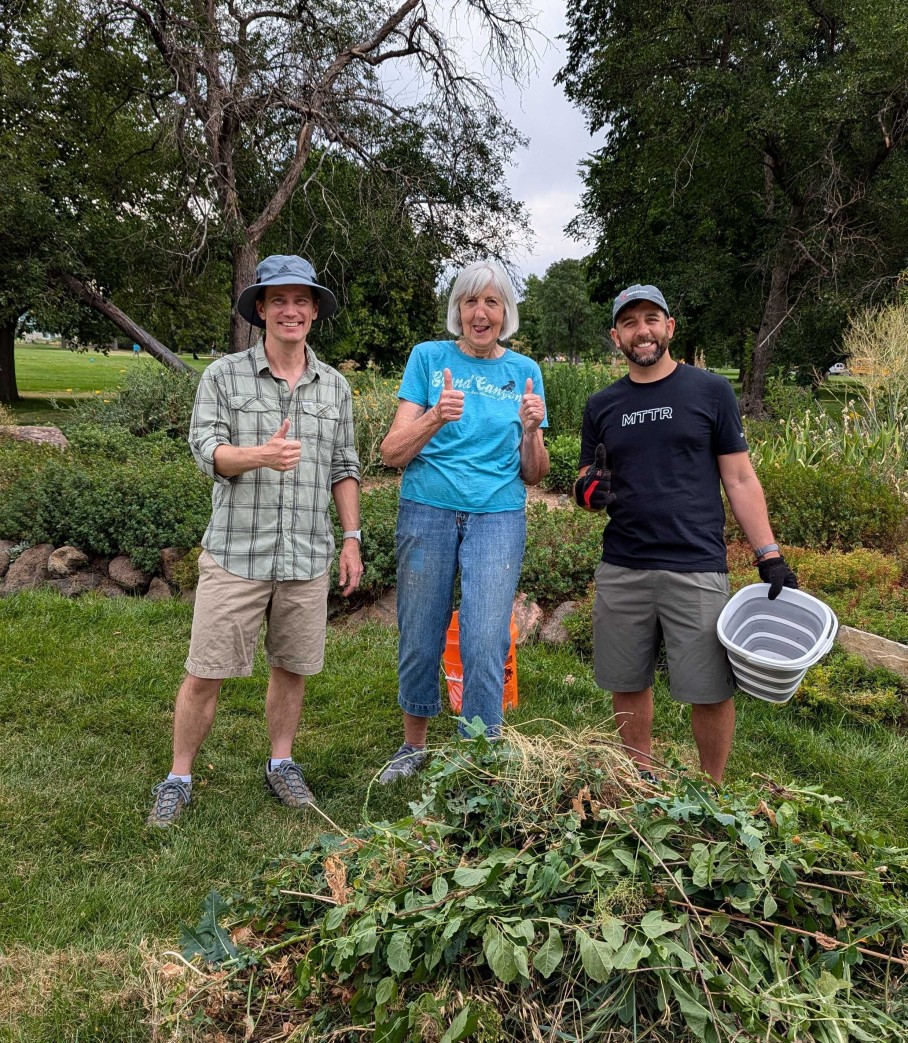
[
  {"xmin": 575, "ymin": 284, "xmax": 797, "ymax": 784},
  {"xmin": 147, "ymin": 255, "xmax": 363, "ymax": 827},
  {"xmin": 377, "ymin": 260, "xmax": 549, "ymax": 783}
]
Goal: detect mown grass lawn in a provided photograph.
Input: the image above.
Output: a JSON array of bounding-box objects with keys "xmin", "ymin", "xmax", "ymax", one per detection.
[
  {"xmin": 7, "ymin": 345, "xmax": 210, "ymax": 425},
  {"xmin": 1, "ymin": 590, "xmax": 907, "ymax": 1041}
]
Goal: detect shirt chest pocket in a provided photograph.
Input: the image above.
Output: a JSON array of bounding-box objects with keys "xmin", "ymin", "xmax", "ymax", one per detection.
[
  {"xmin": 228, "ymin": 394, "xmax": 283, "ymax": 446},
  {"xmin": 295, "ymin": 402, "xmax": 339, "ymax": 466}
]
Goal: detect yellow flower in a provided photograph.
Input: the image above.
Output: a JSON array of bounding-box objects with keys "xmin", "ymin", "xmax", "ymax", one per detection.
[
  {"xmin": 95, "ymin": 390, "xmax": 101, "ymax": 395},
  {"xmin": 66, "ymin": 387, "xmax": 73, "ymax": 393}
]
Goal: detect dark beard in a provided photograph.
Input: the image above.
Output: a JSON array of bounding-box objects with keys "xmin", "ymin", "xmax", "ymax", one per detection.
[{"xmin": 621, "ymin": 338, "xmax": 668, "ymax": 367}]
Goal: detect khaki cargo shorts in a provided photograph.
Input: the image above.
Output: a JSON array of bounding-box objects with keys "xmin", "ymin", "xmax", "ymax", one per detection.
[
  {"xmin": 592, "ymin": 562, "xmax": 735, "ymax": 704},
  {"xmin": 185, "ymin": 551, "xmax": 330, "ymax": 679}
]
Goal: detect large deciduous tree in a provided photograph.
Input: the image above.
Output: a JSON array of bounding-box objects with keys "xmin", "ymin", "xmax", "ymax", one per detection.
[
  {"xmin": 102, "ymin": 0, "xmax": 534, "ymax": 352},
  {"xmin": 559, "ymin": 0, "xmax": 908, "ymax": 414},
  {"xmin": 518, "ymin": 259, "xmax": 608, "ymax": 362}
]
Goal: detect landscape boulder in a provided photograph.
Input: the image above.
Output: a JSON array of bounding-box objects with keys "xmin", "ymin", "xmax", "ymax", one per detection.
[
  {"xmin": 47, "ymin": 546, "xmax": 90, "ymax": 577},
  {"xmin": 159, "ymin": 547, "xmax": 187, "ymax": 584},
  {"xmin": 108, "ymin": 555, "xmax": 151, "ymax": 593},
  {"xmin": 48, "ymin": 571, "xmax": 102, "ymax": 597},
  {"xmin": 2, "ymin": 543, "xmax": 54, "ymax": 594},
  {"xmin": 512, "ymin": 592, "xmax": 543, "ymax": 644},
  {"xmin": 539, "ymin": 601, "xmax": 579, "ymax": 645},
  {"xmin": 0, "ymin": 425, "xmax": 68, "ymax": 449},
  {"xmin": 349, "ymin": 588, "xmax": 397, "ymax": 627},
  {"xmin": 146, "ymin": 577, "xmax": 174, "ymax": 601},
  {"xmin": 0, "ymin": 540, "xmax": 15, "ymax": 578},
  {"xmin": 836, "ymin": 625, "xmax": 908, "ymax": 681}
]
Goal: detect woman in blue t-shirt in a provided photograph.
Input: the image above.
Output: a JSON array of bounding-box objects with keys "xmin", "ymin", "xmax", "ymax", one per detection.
[{"xmin": 377, "ymin": 261, "xmax": 549, "ymax": 782}]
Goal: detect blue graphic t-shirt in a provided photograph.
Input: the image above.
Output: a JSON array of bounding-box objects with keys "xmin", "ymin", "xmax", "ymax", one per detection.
[{"xmin": 397, "ymin": 340, "xmax": 547, "ymax": 513}]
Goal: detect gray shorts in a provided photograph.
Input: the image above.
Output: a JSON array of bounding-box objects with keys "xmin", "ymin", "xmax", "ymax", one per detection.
[
  {"xmin": 185, "ymin": 551, "xmax": 330, "ymax": 679},
  {"xmin": 592, "ymin": 562, "xmax": 735, "ymax": 704}
]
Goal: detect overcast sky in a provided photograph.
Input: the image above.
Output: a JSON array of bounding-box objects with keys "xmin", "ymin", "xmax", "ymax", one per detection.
[{"xmin": 493, "ymin": 1, "xmax": 605, "ymax": 283}]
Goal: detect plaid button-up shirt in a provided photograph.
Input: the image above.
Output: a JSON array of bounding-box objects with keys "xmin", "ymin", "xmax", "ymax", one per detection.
[{"xmin": 189, "ymin": 340, "xmax": 360, "ymax": 581}]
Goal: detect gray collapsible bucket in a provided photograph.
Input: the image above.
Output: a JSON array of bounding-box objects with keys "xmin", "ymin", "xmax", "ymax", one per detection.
[{"xmin": 716, "ymin": 584, "xmax": 838, "ymax": 703}]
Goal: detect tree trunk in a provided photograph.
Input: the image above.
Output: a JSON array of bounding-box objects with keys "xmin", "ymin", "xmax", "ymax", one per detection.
[
  {"xmin": 230, "ymin": 240, "xmax": 262, "ymax": 353},
  {"xmin": 0, "ymin": 314, "xmax": 20, "ymax": 403},
  {"xmin": 56, "ymin": 273, "xmax": 193, "ymax": 373},
  {"xmin": 740, "ymin": 258, "xmax": 790, "ymax": 417}
]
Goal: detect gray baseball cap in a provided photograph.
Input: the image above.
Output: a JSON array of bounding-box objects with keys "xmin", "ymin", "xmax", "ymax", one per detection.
[
  {"xmin": 236, "ymin": 254, "xmax": 337, "ymax": 327},
  {"xmin": 612, "ymin": 284, "xmax": 670, "ymax": 325}
]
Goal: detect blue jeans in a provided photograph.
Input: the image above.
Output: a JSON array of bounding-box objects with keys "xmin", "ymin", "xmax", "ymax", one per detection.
[{"xmin": 395, "ymin": 498, "xmax": 526, "ymax": 735}]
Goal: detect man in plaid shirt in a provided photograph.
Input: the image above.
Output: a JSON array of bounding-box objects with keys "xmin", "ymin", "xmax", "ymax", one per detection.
[{"xmin": 147, "ymin": 255, "xmax": 363, "ymax": 826}]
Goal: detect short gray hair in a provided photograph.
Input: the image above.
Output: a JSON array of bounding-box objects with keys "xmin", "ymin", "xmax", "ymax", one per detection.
[{"xmin": 446, "ymin": 261, "xmax": 519, "ymax": 341}]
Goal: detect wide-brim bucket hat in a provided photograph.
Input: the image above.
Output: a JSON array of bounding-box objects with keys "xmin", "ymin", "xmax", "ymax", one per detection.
[{"xmin": 236, "ymin": 254, "xmax": 338, "ymax": 327}]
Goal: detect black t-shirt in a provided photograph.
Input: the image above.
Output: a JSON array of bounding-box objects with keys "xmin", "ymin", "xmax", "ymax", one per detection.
[{"xmin": 579, "ymin": 364, "xmax": 749, "ymax": 571}]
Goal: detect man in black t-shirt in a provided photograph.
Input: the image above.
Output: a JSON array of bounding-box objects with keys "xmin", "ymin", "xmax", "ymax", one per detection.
[{"xmin": 575, "ymin": 284, "xmax": 797, "ymax": 783}]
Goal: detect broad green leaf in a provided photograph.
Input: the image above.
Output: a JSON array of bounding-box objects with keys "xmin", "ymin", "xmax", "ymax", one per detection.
[
  {"xmin": 453, "ymin": 866, "xmax": 491, "ymax": 888},
  {"xmin": 513, "ymin": 944, "xmax": 530, "ymax": 979},
  {"xmin": 179, "ymin": 890, "xmax": 238, "ymax": 965},
  {"xmin": 325, "ymin": 904, "xmax": 350, "ymax": 931},
  {"xmin": 483, "ymin": 924, "xmax": 519, "ymax": 983},
  {"xmin": 762, "ymin": 892, "xmax": 778, "ymax": 919},
  {"xmin": 386, "ymin": 932, "xmax": 412, "ymax": 974},
  {"xmin": 374, "ymin": 976, "xmax": 397, "ymax": 1007},
  {"xmin": 440, "ymin": 1004, "xmax": 475, "ymax": 1043},
  {"xmin": 432, "ymin": 875, "xmax": 449, "ymax": 903},
  {"xmin": 441, "ymin": 915, "xmax": 463, "ymax": 942},
  {"xmin": 612, "ymin": 936, "xmax": 651, "ymax": 970},
  {"xmin": 355, "ymin": 920, "xmax": 378, "ymax": 955},
  {"xmin": 640, "ymin": 910, "xmax": 682, "ymax": 938},
  {"xmin": 655, "ymin": 938, "xmax": 697, "ymax": 970},
  {"xmin": 706, "ymin": 913, "xmax": 731, "ymax": 936},
  {"xmin": 533, "ymin": 925, "xmax": 564, "ymax": 978},
  {"xmin": 600, "ymin": 916, "xmax": 626, "ymax": 949},
  {"xmin": 671, "ymin": 981, "xmax": 711, "ymax": 1035},
  {"xmin": 577, "ymin": 928, "xmax": 615, "ymax": 983},
  {"xmin": 504, "ymin": 918, "xmax": 536, "ymax": 944}
]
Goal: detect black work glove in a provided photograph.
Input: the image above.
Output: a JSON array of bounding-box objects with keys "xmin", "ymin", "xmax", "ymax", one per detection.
[
  {"xmin": 757, "ymin": 555, "xmax": 799, "ymax": 600},
  {"xmin": 574, "ymin": 444, "xmax": 616, "ymax": 511}
]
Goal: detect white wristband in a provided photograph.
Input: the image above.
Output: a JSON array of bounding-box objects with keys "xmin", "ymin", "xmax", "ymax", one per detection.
[{"xmin": 342, "ymin": 530, "xmax": 362, "ymax": 542}]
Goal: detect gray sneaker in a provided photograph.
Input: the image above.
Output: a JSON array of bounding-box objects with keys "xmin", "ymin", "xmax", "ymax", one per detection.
[
  {"xmin": 147, "ymin": 778, "xmax": 192, "ymax": 827},
  {"xmin": 379, "ymin": 743, "xmax": 427, "ymax": 785},
  {"xmin": 264, "ymin": 760, "xmax": 314, "ymax": 808}
]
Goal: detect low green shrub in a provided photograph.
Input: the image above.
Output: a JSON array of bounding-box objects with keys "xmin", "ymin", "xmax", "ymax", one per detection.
[
  {"xmin": 520, "ymin": 502, "xmax": 603, "ymax": 604},
  {"xmin": 794, "ymin": 647, "xmax": 907, "ymax": 725},
  {"xmin": 66, "ymin": 365, "xmax": 199, "ymax": 437},
  {"xmin": 0, "ymin": 440, "xmax": 60, "ymax": 541},
  {"xmin": 739, "ymin": 459, "xmax": 907, "ymax": 552},
  {"xmin": 562, "ymin": 592, "xmax": 594, "ymax": 658},
  {"xmin": 541, "ymin": 361, "xmax": 615, "ymax": 439},
  {"xmin": 32, "ymin": 454, "xmax": 211, "ymax": 572},
  {"xmin": 332, "ymin": 482, "xmax": 400, "ymax": 596},
  {"xmin": 348, "ymin": 371, "xmax": 400, "ymax": 477},
  {"xmin": 541, "ymin": 433, "xmax": 580, "ymax": 493}
]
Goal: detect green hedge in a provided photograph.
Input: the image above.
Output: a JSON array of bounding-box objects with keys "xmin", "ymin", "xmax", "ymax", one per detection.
[
  {"xmin": 541, "ymin": 433, "xmax": 581, "ymax": 494},
  {"xmin": 745, "ymin": 458, "xmax": 907, "ymax": 552}
]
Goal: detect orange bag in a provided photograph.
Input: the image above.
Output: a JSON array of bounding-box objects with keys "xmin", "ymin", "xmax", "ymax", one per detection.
[{"xmin": 443, "ymin": 611, "xmax": 518, "ymax": 714}]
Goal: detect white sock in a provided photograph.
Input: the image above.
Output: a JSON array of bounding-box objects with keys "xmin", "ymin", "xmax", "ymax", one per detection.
[
  {"xmin": 269, "ymin": 757, "xmax": 293, "ymax": 771},
  {"xmin": 167, "ymin": 772, "xmax": 192, "ymax": 784}
]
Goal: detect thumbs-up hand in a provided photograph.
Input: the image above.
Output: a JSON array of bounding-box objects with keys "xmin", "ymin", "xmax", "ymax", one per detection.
[
  {"xmin": 574, "ymin": 443, "xmax": 616, "ymax": 511},
  {"xmin": 519, "ymin": 376, "xmax": 545, "ymax": 433},
  {"xmin": 433, "ymin": 368, "xmax": 464, "ymax": 424},
  {"xmin": 262, "ymin": 417, "xmax": 303, "ymax": 471}
]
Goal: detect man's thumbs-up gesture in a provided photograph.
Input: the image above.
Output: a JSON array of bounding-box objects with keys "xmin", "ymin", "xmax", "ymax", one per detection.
[
  {"xmin": 433, "ymin": 368, "xmax": 465, "ymax": 424},
  {"xmin": 519, "ymin": 376, "xmax": 545, "ymax": 433},
  {"xmin": 263, "ymin": 417, "xmax": 303, "ymax": 471}
]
